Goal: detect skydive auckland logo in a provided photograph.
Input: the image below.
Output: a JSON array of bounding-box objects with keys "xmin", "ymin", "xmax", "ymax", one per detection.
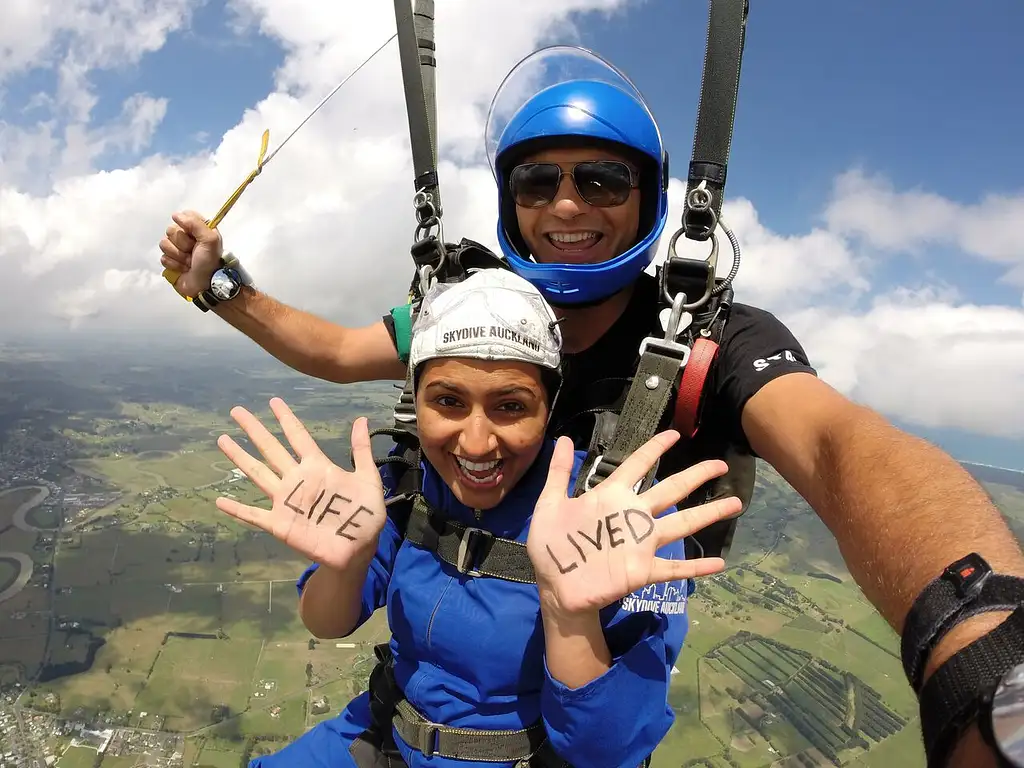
[
  {"xmin": 620, "ymin": 580, "xmax": 689, "ymax": 615},
  {"xmin": 441, "ymin": 324, "xmax": 542, "ymax": 352}
]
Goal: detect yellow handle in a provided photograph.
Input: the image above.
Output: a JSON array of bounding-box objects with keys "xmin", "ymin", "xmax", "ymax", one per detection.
[{"xmin": 164, "ymin": 130, "xmax": 271, "ymax": 299}]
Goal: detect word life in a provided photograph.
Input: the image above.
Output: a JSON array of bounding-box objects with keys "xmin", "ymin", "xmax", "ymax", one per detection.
[
  {"xmin": 545, "ymin": 508, "xmax": 655, "ymax": 575},
  {"xmin": 283, "ymin": 479, "xmax": 374, "ymax": 540}
]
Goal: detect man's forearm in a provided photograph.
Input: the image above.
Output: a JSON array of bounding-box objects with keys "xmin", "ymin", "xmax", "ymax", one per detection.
[
  {"xmin": 212, "ymin": 287, "xmax": 405, "ymax": 384},
  {"xmin": 813, "ymin": 409, "xmax": 1024, "ymax": 768},
  {"xmin": 813, "ymin": 405, "xmax": 1024, "ymax": 635}
]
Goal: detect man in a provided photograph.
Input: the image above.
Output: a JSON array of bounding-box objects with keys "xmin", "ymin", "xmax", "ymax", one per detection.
[{"xmin": 160, "ymin": 58, "xmax": 1023, "ymax": 767}]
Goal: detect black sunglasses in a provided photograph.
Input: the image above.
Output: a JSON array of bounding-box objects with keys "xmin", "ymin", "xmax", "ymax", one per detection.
[{"xmin": 509, "ymin": 161, "xmax": 640, "ymax": 209}]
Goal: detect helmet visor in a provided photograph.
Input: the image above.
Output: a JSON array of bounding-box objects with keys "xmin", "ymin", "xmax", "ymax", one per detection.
[{"xmin": 484, "ymin": 45, "xmax": 659, "ymax": 180}]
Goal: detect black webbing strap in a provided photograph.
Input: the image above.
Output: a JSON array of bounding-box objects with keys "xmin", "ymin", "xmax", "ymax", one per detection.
[
  {"xmin": 572, "ymin": 341, "xmax": 689, "ymax": 497},
  {"xmin": 393, "ymin": 0, "xmax": 441, "ymax": 211},
  {"xmin": 682, "ymin": 0, "xmax": 749, "ymax": 240},
  {"xmin": 394, "ymin": 698, "xmax": 548, "ymax": 761},
  {"xmin": 405, "ymin": 495, "xmax": 537, "ymax": 583}
]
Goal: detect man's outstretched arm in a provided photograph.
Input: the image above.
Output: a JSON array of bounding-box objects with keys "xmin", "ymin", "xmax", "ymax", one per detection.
[
  {"xmin": 160, "ymin": 211, "xmax": 407, "ymax": 384},
  {"xmin": 742, "ymin": 371, "xmax": 1024, "ymax": 767},
  {"xmin": 211, "ymin": 288, "xmax": 406, "ymax": 384}
]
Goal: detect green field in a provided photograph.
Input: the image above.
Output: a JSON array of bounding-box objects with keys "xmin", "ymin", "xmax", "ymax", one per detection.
[{"xmin": 8, "ymin": 365, "xmax": 1021, "ymax": 768}]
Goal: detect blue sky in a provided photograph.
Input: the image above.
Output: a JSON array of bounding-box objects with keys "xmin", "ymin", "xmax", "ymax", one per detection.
[{"xmin": 2, "ymin": 0, "xmax": 1022, "ymax": 468}]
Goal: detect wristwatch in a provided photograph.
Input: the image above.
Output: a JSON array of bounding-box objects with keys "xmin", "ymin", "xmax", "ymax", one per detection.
[
  {"xmin": 903, "ymin": 552, "xmax": 1024, "ymax": 766},
  {"xmin": 919, "ymin": 606, "xmax": 1024, "ymax": 767},
  {"xmin": 194, "ymin": 252, "xmax": 255, "ymax": 313},
  {"xmin": 902, "ymin": 552, "xmax": 1024, "ymax": 694}
]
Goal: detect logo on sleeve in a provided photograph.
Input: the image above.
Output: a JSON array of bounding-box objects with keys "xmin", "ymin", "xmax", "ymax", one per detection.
[
  {"xmin": 753, "ymin": 350, "xmax": 798, "ymax": 372},
  {"xmin": 620, "ymin": 581, "xmax": 689, "ymax": 615}
]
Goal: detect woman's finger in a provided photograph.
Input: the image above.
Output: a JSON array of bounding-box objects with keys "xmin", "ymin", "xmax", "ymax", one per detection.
[
  {"xmin": 230, "ymin": 405, "xmax": 297, "ymax": 476},
  {"xmin": 604, "ymin": 431, "xmax": 680, "ymax": 491},
  {"xmin": 349, "ymin": 417, "xmax": 378, "ymax": 483},
  {"xmin": 649, "ymin": 555, "xmax": 726, "ymax": 584},
  {"xmin": 270, "ymin": 398, "xmax": 321, "ymax": 461},
  {"xmin": 639, "ymin": 459, "xmax": 730, "ymax": 514},
  {"xmin": 539, "ymin": 436, "xmax": 576, "ymax": 502},
  {"xmin": 654, "ymin": 496, "xmax": 743, "ymax": 547},
  {"xmin": 216, "ymin": 434, "xmax": 280, "ymax": 498},
  {"xmin": 215, "ymin": 496, "xmax": 274, "ymax": 531}
]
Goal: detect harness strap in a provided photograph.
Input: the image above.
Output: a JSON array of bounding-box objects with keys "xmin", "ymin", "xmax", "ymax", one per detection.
[
  {"xmin": 682, "ymin": 0, "xmax": 749, "ymax": 240},
  {"xmin": 393, "ymin": 0, "xmax": 441, "ymax": 211},
  {"xmin": 394, "ymin": 699, "xmax": 547, "ymax": 762},
  {"xmin": 572, "ymin": 341, "xmax": 689, "ymax": 497},
  {"xmin": 405, "ymin": 495, "xmax": 537, "ymax": 583},
  {"xmin": 673, "ymin": 337, "xmax": 720, "ymax": 438}
]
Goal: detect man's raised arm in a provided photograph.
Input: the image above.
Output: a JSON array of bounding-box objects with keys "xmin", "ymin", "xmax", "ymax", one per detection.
[
  {"xmin": 159, "ymin": 211, "xmax": 408, "ymax": 384},
  {"xmin": 742, "ymin": 372, "xmax": 1024, "ymax": 768}
]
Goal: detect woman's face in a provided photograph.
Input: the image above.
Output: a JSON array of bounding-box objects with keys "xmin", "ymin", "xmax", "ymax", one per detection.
[{"xmin": 415, "ymin": 357, "xmax": 550, "ymax": 511}]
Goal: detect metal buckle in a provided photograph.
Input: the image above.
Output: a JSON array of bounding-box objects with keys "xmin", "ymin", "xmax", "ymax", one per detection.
[
  {"xmin": 456, "ymin": 527, "xmax": 491, "ymax": 576},
  {"xmin": 638, "ymin": 337, "xmax": 691, "ymax": 366}
]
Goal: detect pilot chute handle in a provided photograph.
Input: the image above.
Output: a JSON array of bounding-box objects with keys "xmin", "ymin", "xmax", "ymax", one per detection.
[
  {"xmin": 161, "ymin": 131, "xmax": 270, "ymax": 298},
  {"xmin": 160, "ymin": 33, "xmax": 397, "ymax": 298}
]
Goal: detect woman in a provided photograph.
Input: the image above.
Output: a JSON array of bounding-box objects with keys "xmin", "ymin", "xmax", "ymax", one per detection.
[{"xmin": 215, "ymin": 269, "xmax": 741, "ymax": 768}]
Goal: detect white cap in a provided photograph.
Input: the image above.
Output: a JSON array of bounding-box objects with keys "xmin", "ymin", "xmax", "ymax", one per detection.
[{"xmin": 408, "ymin": 269, "xmax": 562, "ymax": 372}]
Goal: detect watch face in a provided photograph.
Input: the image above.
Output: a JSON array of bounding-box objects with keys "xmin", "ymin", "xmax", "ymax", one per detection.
[
  {"xmin": 210, "ymin": 269, "xmax": 239, "ymax": 301},
  {"xmin": 993, "ymin": 661, "xmax": 1024, "ymax": 766}
]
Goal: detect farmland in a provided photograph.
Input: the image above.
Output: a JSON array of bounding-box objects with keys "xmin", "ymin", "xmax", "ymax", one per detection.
[{"xmin": 2, "ymin": 339, "xmax": 1022, "ymax": 767}]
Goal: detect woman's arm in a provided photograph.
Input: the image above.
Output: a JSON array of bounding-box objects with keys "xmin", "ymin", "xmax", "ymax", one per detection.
[
  {"xmin": 539, "ymin": 538, "xmax": 690, "ymax": 768},
  {"xmin": 539, "ymin": 602, "xmax": 611, "ymax": 688},
  {"xmin": 298, "ymin": 512, "xmax": 403, "ymax": 639}
]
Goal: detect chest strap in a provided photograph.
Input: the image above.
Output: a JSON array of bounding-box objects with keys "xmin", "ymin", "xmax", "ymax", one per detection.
[{"xmin": 405, "ymin": 495, "xmax": 537, "ymax": 583}]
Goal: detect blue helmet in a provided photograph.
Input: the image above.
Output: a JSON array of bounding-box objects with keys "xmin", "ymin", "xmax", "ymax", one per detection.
[{"xmin": 485, "ymin": 47, "xmax": 669, "ymax": 306}]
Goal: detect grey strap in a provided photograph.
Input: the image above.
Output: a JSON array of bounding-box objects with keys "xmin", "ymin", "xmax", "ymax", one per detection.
[
  {"xmin": 573, "ymin": 341, "xmax": 689, "ymax": 497},
  {"xmin": 393, "ymin": 699, "xmax": 547, "ymax": 762},
  {"xmin": 393, "ymin": 0, "xmax": 441, "ymax": 212},
  {"xmin": 405, "ymin": 496, "xmax": 537, "ymax": 584},
  {"xmin": 682, "ymin": 0, "xmax": 749, "ymax": 240}
]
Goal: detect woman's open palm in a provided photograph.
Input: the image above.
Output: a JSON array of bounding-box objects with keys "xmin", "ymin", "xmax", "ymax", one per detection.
[
  {"xmin": 526, "ymin": 431, "xmax": 742, "ymax": 615},
  {"xmin": 215, "ymin": 398, "xmax": 386, "ymax": 571}
]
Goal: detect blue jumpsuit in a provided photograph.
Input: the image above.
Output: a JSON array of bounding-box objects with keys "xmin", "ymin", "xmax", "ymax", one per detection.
[{"xmin": 251, "ymin": 439, "xmax": 693, "ymax": 768}]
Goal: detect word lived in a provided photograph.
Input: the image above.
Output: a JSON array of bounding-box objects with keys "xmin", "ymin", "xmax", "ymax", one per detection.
[
  {"xmin": 283, "ymin": 479, "xmax": 374, "ymax": 539},
  {"xmin": 441, "ymin": 324, "xmax": 542, "ymax": 352},
  {"xmin": 546, "ymin": 508, "xmax": 654, "ymax": 574}
]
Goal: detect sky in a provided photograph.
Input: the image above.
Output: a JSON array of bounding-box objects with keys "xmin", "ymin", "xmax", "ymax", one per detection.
[{"xmin": 1, "ymin": 0, "xmax": 1023, "ymax": 468}]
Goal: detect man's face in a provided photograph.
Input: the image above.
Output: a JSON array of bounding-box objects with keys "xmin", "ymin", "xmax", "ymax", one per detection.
[{"xmin": 513, "ymin": 145, "xmax": 642, "ymax": 266}]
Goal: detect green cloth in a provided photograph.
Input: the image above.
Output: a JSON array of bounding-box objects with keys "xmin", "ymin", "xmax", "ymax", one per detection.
[{"xmin": 390, "ymin": 303, "xmax": 414, "ymax": 364}]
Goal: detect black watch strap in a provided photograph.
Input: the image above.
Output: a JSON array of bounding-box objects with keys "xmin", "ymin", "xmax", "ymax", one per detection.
[
  {"xmin": 919, "ymin": 605, "xmax": 1024, "ymax": 767},
  {"xmin": 194, "ymin": 290, "xmax": 219, "ymax": 312},
  {"xmin": 902, "ymin": 554, "xmax": 1024, "ymax": 693}
]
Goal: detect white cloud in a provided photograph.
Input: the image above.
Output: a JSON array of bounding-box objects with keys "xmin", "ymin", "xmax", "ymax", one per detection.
[
  {"xmin": 824, "ymin": 168, "xmax": 1024, "ymax": 282},
  {"xmin": 1, "ymin": 0, "xmax": 1023, "ymax": 442}
]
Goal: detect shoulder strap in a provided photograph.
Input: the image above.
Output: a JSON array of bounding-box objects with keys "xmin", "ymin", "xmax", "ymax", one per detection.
[
  {"xmin": 393, "ymin": 0, "xmax": 440, "ymax": 213},
  {"xmin": 573, "ymin": 0, "xmax": 748, "ymax": 498},
  {"xmin": 682, "ymin": 0, "xmax": 749, "ymax": 241}
]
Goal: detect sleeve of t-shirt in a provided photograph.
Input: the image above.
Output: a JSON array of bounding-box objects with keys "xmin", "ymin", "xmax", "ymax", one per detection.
[{"xmin": 713, "ymin": 304, "xmax": 817, "ymax": 440}]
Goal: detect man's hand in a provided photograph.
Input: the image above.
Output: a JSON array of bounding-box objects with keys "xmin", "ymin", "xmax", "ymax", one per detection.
[
  {"xmin": 215, "ymin": 398, "xmax": 387, "ymax": 571},
  {"xmin": 527, "ymin": 432, "xmax": 740, "ymax": 616},
  {"xmin": 158, "ymin": 210, "xmax": 223, "ymax": 299}
]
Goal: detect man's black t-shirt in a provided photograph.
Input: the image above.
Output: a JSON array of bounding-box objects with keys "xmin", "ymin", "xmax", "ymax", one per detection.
[
  {"xmin": 547, "ymin": 273, "xmax": 817, "ymax": 463},
  {"xmin": 382, "ymin": 272, "xmax": 817, "ymax": 551}
]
